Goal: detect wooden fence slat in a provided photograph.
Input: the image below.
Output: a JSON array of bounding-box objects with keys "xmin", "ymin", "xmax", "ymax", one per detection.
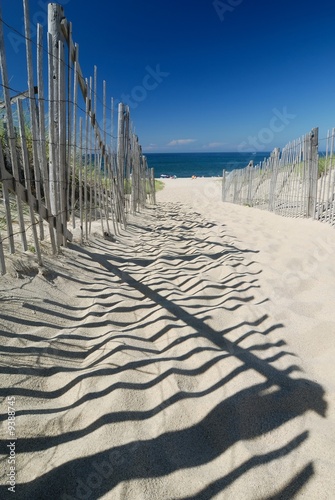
[
  {"xmin": 23, "ymin": 0, "xmax": 44, "ymax": 240},
  {"xmin": 329, "ymin": 129, "xmax": 335, "ymax": 224},
  {"xmin": 317, "ymin": 133, "xmax": 327, "ymax": 221},
  {"xmin": 117, "ymin": 102, "xmax": 125, "ymax": 204},
  {"xmin": 307, "ymin": 128, "xmax": 319, "ymax": 218},
  {"xmin": 107, "ymin": 152, "xmax": 118, "ymax": 236},
  {"xmin": 322, "ymin": 133, "xmax": 329, "ymax": 221},
  {"xmin": 0, "ymin": 10, "xmax": 27, "ymax": 252},
  {"xmin": 88, "ymin": 76, "xmax": 93, "ymax": 233},
  {"xmin": 37, "ymin": 24, "xmax": 57, "ymax": 254},
  {"xmin": 93, "ymin": 67, "xmax": 98, "ymax": 222},
  {"xmin": 325, "ymin": 129, "xmax": 335, "ymax": 223},
  {"xmin": 47, "ymin": 31, "xmax": 61, "ymax": 250},
  {"xmin": 111, "ymin": 97, "xmax": 114, "ymax": 154},
  {"xmin": 0, "ymin": 163, "xmax": 72, "ymax": 240},
  {"xmin": 71, "ymin": 43, "xmax": 78, "ymax": 228},
  {"xmin": 102, "ymin": 80, "xmax": 111, "ymax": 235},
  {"xmin": 17, "ymin": 99, "xmax": 43, "ymax": 265},
  {"xmin": 48, "ymin": 7, "xmax": 67, "ymax": 250},
  {"xmin": 67, "ymin": 21, "xmax": 73, "ymax": 217},
  {"xmin": 58, "ymin": 40, "xmax": 68, "ymax": 247},
  {"xmin": 84, "ymin": 94, "xmax": 89, "ymax": 239},
  {"xmin": 61, "ymin": 18, "xmax": 87, "ymax": 102},
  {"xmin": 79, "ymin": 117, "xmax": 83, "ymax": 242},
  {"xmin": 97, "ymin": 151, "xmax": 105, "ymax": 236},
  {"xmin": 0, "ymin": 141, "xmax": 15, "ymax": 254},
  {"xmin": 0, "ymin": 229, "xmax": 6, "ymax": 275}
]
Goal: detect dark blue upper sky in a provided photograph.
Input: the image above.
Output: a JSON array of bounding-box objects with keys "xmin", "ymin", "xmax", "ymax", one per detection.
[{"xmin": 1, "ymin": 0, "xmax": 335, "ymax": 152}]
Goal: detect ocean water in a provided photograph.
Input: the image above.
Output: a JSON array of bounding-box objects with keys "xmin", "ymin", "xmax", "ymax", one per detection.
[{"xmin": 146, "ymin": 152, "xmax": 270, "ymax": 178}]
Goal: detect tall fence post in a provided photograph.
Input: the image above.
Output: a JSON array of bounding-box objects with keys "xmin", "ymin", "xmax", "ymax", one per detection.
[
  {"xmin": 307, "ymin": 127, "xmax": 319, "ymax": 218},
  {"xmin": 233, "ymin": 171, "xmax": 238, "ymax": 203},
  {"xmin": 222, "ymin": 169, "xmax": 225, "ymax": 201},
  {"xmin": 247, "ymin": 160, "xmax": 254, "ymax": 206},
  {"xmin": 48, "ymin": 3, "xmax": 65, "ymax": 244},
  {"xmin": 0, "ymin": 230, "xmax": 5, "ymax": 276},
  {"xmin": 117, "ymin": 102, "xmax": 125, "ymax": 205},
  {"xmin": 269, "ymin": 148, "xmax": 280, "ymax": 212},
  {"xmin": 151, "ymin": 168, "xmax": 156, "ymax": 205},
  {"xmin": 58, "ymin": 39, "xmax": 68, "ymax": 246},
  {"xmin": 23, "ymin": 0, "xmax": 44, "ymax": 241}
]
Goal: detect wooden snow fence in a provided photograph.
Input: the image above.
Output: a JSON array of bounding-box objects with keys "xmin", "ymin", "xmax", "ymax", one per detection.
[
  {"xmin": 0, "ymin": 1, "xmax": 156, "ymax": 275},
  {"xmin": 222, "ymin": 127, "xmax": 335, "ymax": 227}
]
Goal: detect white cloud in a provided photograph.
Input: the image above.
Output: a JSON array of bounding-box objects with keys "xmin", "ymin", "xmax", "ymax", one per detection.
[
  {"xmin": 203, "ymin": 142, "xmax": 226, "ymax": 149},
  {"xmin": 143, "ymin": 143, "xmax": 158, "ymax": 151},
  {"xmin": 167, "ymin": 139, "xmax": 197, "ymax": 146}
]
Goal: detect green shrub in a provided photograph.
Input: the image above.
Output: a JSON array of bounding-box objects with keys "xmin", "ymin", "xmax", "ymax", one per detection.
[
  {"xmin": 154, "ymin": 180, "xmax": 164, "ymax": 192},
  {"xmin": 318, "ymin": 156, "xmax": 335, "ymax": 178}
]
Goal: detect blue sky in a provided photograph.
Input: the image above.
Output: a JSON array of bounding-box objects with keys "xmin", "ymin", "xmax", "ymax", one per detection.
[{"xmin": 1, "ymin": 0, "xmax": 335, "ymax": 152}]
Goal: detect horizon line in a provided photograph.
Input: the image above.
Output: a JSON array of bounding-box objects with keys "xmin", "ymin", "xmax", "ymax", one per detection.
[{"xmin": 143, "ymin": 150, "xmax": 272, "ymax": 155}]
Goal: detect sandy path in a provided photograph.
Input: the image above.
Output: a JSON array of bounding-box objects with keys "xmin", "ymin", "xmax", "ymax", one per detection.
[{"xmin": 0, "ymin": 177, "xmax": 334, "ymax": 499}]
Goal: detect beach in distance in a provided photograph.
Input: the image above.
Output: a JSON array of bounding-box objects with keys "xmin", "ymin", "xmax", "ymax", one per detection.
[
  {"xmin": 146, "ymin": 151, "xmax": 270, "ymax": 178},
  {"xmin": 1, "ymin": 176, "xmax": 335, "ymax": 499}
]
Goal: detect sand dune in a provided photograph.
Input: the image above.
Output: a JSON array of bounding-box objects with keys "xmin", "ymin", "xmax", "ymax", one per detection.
[{"xmin": 0, "ymin": 177, "xmax": 335, "ymax": 499}]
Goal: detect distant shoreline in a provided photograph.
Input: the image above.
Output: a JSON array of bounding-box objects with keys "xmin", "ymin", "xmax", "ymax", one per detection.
[
  {"xmin": 156, "ymin": 175, "xmax": 223, "ymax": 180},
  {"xmin": 146, "ymin": 151, "xmax": 271, "ymax": 179}
]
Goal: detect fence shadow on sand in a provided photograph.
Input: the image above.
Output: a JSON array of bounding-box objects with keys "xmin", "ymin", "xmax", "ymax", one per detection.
[{"xmin": 0, "ymin": 202, "xmax": 327, "ymax": 499}]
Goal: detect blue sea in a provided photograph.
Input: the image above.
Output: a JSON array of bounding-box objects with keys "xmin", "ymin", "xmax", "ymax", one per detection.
[{"xmin": 145, "ymin": 152, "xmax": 270, "ymax": 178}]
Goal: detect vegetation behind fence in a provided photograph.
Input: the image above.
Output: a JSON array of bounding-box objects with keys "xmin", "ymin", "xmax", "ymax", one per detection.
[
  {"xmin": 222, "ymin": 127, "xmax": 335, "ymax": 226},
  {"xmin": 0, "ymin": 1, "xmax": 156, "ymax": 276}
]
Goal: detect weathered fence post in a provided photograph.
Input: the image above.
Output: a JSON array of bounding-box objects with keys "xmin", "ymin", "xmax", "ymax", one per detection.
[
  {"xmin": 307, "ymin": 127, "xmax": 319, "ymax": 218},
  {"xmin": 247, "ymin": 160, "xmax": 254, "ymax": 206},
  {"xmin": 115, "ymin": 103, "xmax": 126, "ymax": 225},
  {"xmin": 151, "ymin": 168, "xmax": 156, "ymax": 205},
  {"xmin": 222, "ymin": 169, "xmax": 225, "ymax": 201},
  {"xmin": 233, "ymin": 171, "xmax": 238, "ymax": 203},
  {"xmin": 117, "ymin": 103, "xmax": 125, "ymax": 200},
  {"xmin": 37, "ymin": 24, "xmax": 57, "ymax": 254},
  {"xmin": 58, "ymin": 39, "xmax": 68, "ymax": 246},
  {"xmin": 0, "ymin": 230, "xmax": 5, "ymax": 275},
  {"xmin": 0, "ymin": 139, "xmax": 15, "ymax": 254},
  {"xmin": 48, "ymin": 3, "xmax": 65, "ymax": 220},
  {"xmin": 23, "ymin": 0, "xmax": 44, "ymax": 241},
  {"xmin": 131, "ymin": 135, "xmax": 139, "ymax": 212},
  {"xmin": 269, "ymin": 148, "xmax": 280, "ymax": 212},
  {"xmin": 17, "ymin": 99, "xmax": 43, "ymax": 265}
]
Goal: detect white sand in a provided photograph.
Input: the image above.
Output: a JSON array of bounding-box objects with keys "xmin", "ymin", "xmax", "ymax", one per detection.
[{"xmin": 0, "ymin": 176, "xmax": 335, "ymax": 499}]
